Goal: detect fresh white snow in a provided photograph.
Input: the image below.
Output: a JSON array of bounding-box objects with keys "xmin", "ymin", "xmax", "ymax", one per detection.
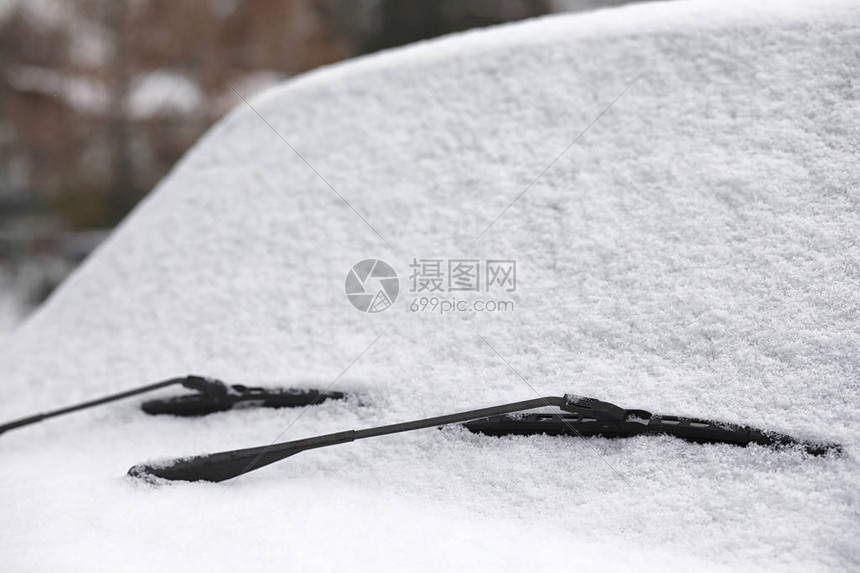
[{"xmin": 1, "ymin": 0, "xmax": 858, "ymax": 571}]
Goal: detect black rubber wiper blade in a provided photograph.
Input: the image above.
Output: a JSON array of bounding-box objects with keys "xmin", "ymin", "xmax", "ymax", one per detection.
[
  {"xmin": 141, "ymin": 384, "xmax": 346, "ymax": 417},
  {"xmin": 465, "ymin": 407, "xmax": 842, "ymax": 457},
  {"xmin": 128, "ymin": 394, "xmax": 842, "ymax": 484},
  {"xmin": 0, "ymin": 375, "xmax": 347, "ymax": 436}
]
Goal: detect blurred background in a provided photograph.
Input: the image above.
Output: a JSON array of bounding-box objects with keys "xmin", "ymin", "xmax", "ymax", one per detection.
[{"xmin": 0, "ymin": 0, "xmax": 647, "ymax": 338}]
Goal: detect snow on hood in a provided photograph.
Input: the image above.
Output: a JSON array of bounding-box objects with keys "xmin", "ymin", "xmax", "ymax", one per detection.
[{"xmin": 1, "ymin": 1, "xmax": 858, "ymax": 571}]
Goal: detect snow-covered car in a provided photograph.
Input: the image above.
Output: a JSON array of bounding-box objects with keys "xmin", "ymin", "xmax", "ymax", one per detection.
[{"xmin": 1, "ymin": 1, "xmax": 857, "ymax": 571}]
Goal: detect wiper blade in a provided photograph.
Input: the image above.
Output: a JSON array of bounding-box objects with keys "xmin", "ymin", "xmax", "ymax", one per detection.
[
  {"xmin": 464, "ymin": 412, "xmax": 841, "ymax": 457},
  {"xmin": 128, "ymin": 395, "xmax": 841, "ymax": 483},
  {"xmin": 0, "ymin": 375, "xmax": 346, "ymax": 436},
  {"xmin": 141, "ymin": 384, "xmax": 345, "ymax": 417}
]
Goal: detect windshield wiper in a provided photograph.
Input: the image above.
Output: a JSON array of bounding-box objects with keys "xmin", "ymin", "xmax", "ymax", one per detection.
[
  {"xmin": 464, "ymin": 411, "xmax": 839, "ymax": 455},
  {"xmin": 128, "ymin": 394, "xmax": 841, "ymax": 483},
  {"xmin": 0, "ymin": 375, "xmax": 346, "ymax": 436},
  {"xmin": 141, "ymin": 383, "xmax": 345, "ymax": 416}
]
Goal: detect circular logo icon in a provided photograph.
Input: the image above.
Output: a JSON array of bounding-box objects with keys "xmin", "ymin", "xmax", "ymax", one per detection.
[{"xmin": 345, "ymin": 259, "xmax": 399, "ymax": 313}]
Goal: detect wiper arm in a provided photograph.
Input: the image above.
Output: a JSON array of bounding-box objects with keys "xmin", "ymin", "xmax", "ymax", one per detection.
[
  {"xmin": 128, "ymin": 395, "xmax": 841, "ymax": 483},
  {"xmin": 129, "ymin": 396, "xmax": 563, "ymax": 482},
  {"xmin": 0, "ymin": 375, "xmax": 346, "ymax": 436},
  {"xmin": 0, "ymin": 376, "xmax": 193, "ymax": 436}
]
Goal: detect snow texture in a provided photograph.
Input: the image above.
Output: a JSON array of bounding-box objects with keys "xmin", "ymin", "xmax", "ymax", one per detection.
[{"xmin": 1, "ymin": 0, "xmax": 859, "ymax": 571}]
